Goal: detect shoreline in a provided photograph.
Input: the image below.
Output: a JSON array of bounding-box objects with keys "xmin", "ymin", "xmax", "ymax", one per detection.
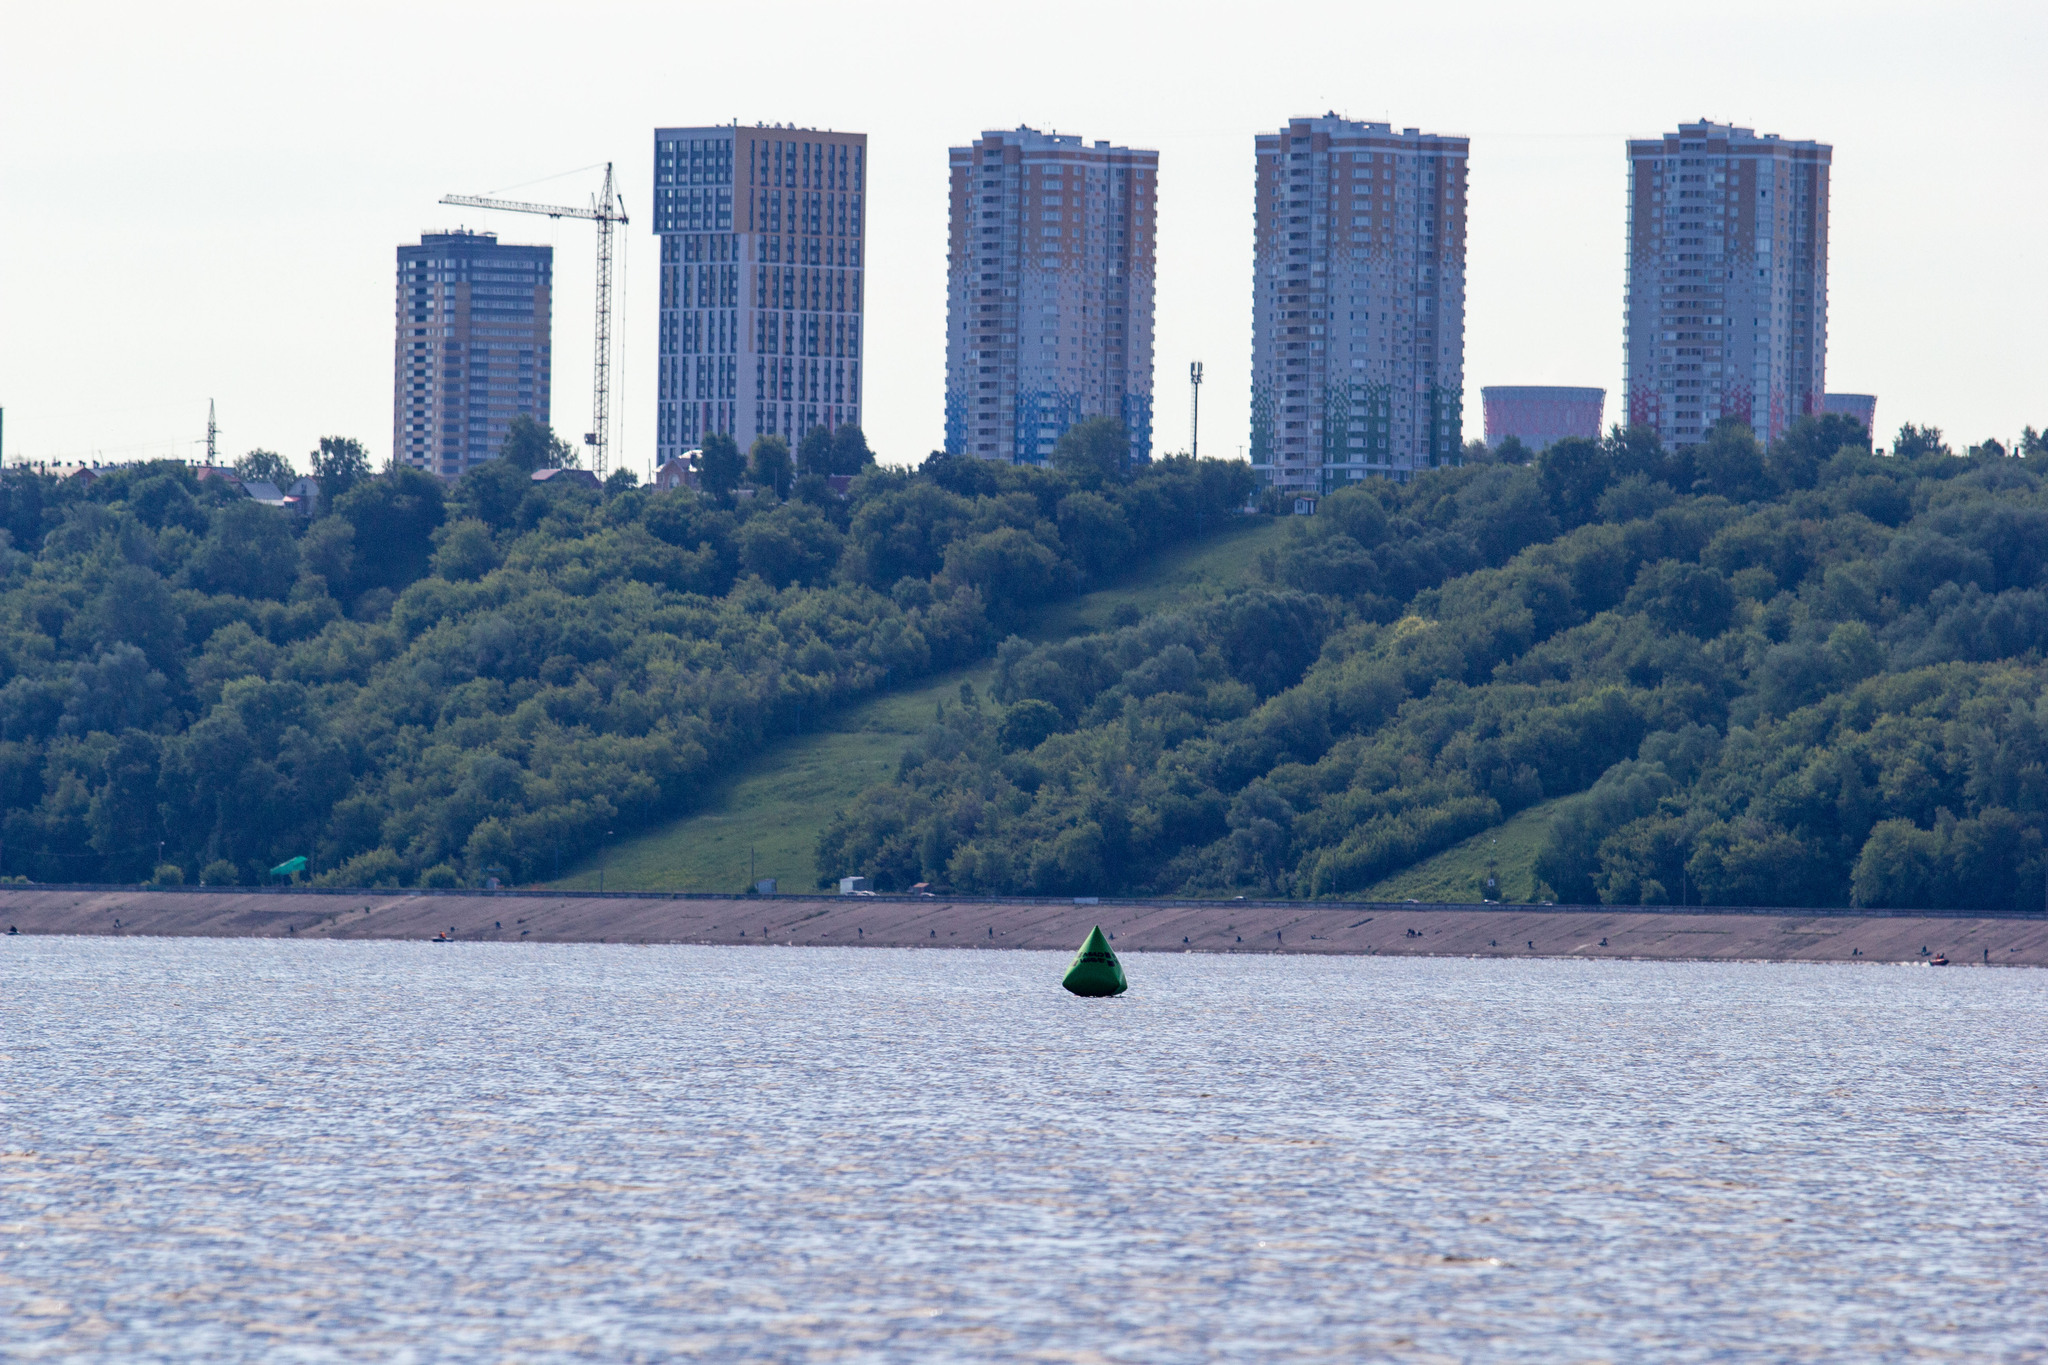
[{"xmin": 5, "ymin": 888, "xmax": 2044, "ymax": 967}]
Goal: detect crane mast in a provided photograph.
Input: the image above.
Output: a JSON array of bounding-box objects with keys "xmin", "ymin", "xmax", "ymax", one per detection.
[
  {"xmin": 441, "ymin": 164, "xmax": 628, "ymax": 478},
  {"xmin": 589, "ymin": 165, "xmax": 617, "ymax": 482}
]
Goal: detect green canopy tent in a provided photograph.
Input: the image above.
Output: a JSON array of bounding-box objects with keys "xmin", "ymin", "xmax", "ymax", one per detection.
[{"xmin": 270, "ymin": 856, "xmax": 308, "ymax": 881}]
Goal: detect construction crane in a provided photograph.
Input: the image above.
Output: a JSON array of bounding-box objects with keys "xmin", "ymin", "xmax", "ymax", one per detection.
[{"xmin": 441, "ymin": 164, "xmax": 628, "ymax": 477}]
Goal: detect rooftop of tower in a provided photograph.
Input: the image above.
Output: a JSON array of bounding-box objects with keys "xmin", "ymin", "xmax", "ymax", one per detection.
[
  {"xmin": 1264, "ymin": 114, "xmax": 1468, "ymax": 147},
  {"xmin": 1629, "ymin": 120, "xmax": 1832, "ymax": 153}
]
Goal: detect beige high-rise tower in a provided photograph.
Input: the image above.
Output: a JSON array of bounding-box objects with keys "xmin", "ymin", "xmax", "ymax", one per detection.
[
  {"xmin": 393, "ymin": 231, "xmax": 553, "ymax": 478},
  {"xmin": 1625, "ymin": 120, "xmax": 1831, "ymax": 446},
  {"xmin": 944, "ymin": 127, "xmax": 1157, "ymax": 465},
  {"xmin": 1249, "ymin": 115, "xmax": 1469, "ymax": 494}
]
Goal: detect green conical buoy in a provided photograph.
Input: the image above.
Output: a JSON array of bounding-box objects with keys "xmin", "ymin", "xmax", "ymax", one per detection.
[{"xmin": 1062, "ymin": 926, "xmax": 1127, "ymax": 997}]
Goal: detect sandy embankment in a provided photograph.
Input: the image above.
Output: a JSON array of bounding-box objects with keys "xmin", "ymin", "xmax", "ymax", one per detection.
[{"xmin": 3, "ymin": 888, "xmax": 2043, "ymax": 966}]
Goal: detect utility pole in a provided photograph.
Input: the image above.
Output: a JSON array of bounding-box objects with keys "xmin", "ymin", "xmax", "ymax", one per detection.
[
  {"xmin": 1189, "ymin": 362, "xmax": 1203, "ymax": 458},
  {"xmin": 442, "ymin": 165, "xmax": 629, "ymax": 478}
]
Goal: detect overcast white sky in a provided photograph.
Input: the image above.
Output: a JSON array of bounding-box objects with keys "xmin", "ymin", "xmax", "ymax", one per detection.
[{"xmin": 3, "ymin": 1, "xmax": 2043, "ymax": 476}]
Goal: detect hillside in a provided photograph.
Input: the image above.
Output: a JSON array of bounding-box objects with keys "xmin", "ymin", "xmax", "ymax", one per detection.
[
  {"xmin": 817, "ymin": 418, "xmax": 2048, "ymax": 914},
  {"xmin": 0, "ymin": 424, "xmax": 1252, "ymax": 889},
  {"xmin": 1360, "ymin": 797, "xmax": 1565, "ymax": 904},
  {"xmin": 17, "ymin": 408, "xmax": 2047, "ymax": 913},
  {"xmin": 550, "ymin": 519, "xmax": 1284, "ymax": 891}
]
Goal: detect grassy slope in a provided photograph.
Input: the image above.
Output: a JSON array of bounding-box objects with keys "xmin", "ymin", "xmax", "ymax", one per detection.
[
  {"xmin": 550, "ymin": 517, "xmax": 1286, "ymax": 892},
  {"xmin": 1359, "ymin": 797, "xmax": 1567, "ymax": 904}
]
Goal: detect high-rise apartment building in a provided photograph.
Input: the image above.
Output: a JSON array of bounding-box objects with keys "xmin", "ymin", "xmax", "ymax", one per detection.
[
  {"xmin": 653, "ymin": 123, "xmax": 866, "ymax": 468},
  {"xmin": 944, "ymin": 127, "xmax": 1157, "ymax": 465},
  {"xmin": 394, "ymin": 231, "xmax": 552, "ymax": 478},
  {"xmin": 1250, "ymin": 116, "xmax": 1468, "ymax": 493},
  {"xmin": 1625, "ymin": 120, "xmax": 1831, "ymax": 446}
]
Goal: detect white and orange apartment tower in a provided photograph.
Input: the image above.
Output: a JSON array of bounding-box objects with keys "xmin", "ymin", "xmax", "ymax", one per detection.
[
  {"xmin": 1624, "ymin": 120, "xmax": 1831, "ymax": 447},
  {"xmin": 1249, "ymin": 115, "xmax": 1468, "ymax": 495},
  {"xmin": 944, "ymin": 127, "xmax": 1158, "ymax": 466},
  {"xmin": 652, "ymin": 123, "xmax": 867, "ymax": 467}
]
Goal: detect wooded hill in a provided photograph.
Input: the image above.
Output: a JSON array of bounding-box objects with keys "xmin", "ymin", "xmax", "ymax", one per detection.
[
  {"xmin": 818, "ymin": 418, "xmax": 2048, "ymax": 913},
  {"xmin": 0, "ymin": 423, "xmax": 1250, "ymax": 888}
]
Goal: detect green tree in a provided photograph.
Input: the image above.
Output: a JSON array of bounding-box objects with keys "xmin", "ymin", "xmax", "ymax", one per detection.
[
  {"xmin": 186, "ymin": 501, "xmax": 301, "ymax": 600},
  {"xmin": 235, "ymin": 449, "xmax": 295, "ymax": 487},
  {"xmin": 464, "ymin": 817, "xmax": 517, "ymax": 882},
  {"xmin": 846, "ymin": 482, "xmax": 973, "ymax": 587},
  {"xmin": 1053, "ymin": 491, "xmax": 1134, "ymax": 579},
  {"xmin": 1767, "ymin": 414, "xmax": 1867, "ymax": 491},
  {"xmin": 299, "ymin": 516, "xmax": 354, "ymax": 593},
  {"xmin": 450, "ymin": 457, "xmax": 530, "ymax": 530},
  {"xmin": 123, "ymin": 471, "xmax": 208, "ymax": 534},
  {"xmin": 1851, "ymin": 818, "xmax": 1945, "ymax": 908},
  {"xmin": 698, "ymin": 433, "xmax": 744, "ymax": 503},
  {"xmin": 1624, "ymin": 561, "xmax": 1735, "ymax": 638},
  {"xmin": 1851, "ymin": 809, "xmax": 2043, "ymax": 912},
  {"xmin": 1491, "ymin": 435, "xmax": 1534, "ymax": 466},
  {"xmin": 942, "ymin": 526, "xmax": 1066, "ymax": 620},
  {"xmin": 1226, "ymin": 783, "xmax": 1296, "ymax": 893},
  {"xmin": 84, "ymin": 563, "xmax": 186, "ymax": 676},
  {"xmin": 310, "ymin": 437, "xmax": 372, "ymax": 509},
  {"xmin": 750, "ymin": 434, "xmax": 794, "ymax": 499},
  {"xmin": 334, "ymin": 466, "xmax": 446, "ymax": 595},
  {"xmin": 431, "ymin": 519, "xmax": 501, "ymax": 582},
  {"xmin": 1893, "ymin": 423, "xmax": 1950, "ymax": 459},
  {"xmin": 797, "ymin": 426, "xmax": 835, "ymax": 477},
  {"xmin": 1595, "ymin": 816, "xmax": 1692, "ymax": 905},
  {"xmin": 1605, "ymin": 423, "xmax": 1670, "ymax": 484},
  {"xmin": 999, "ymin": 698, "xmax": 1065, "ymax": 751},
  {"xmin": 499, "ymin": 416, "xmax": 577, "ymax": 473},
  {"xmin": 737, "ymin": 503, "xmax": 843, "ymax": 588},
  {"xmin": 1694, "ymin": 419, "xmax": 1768, "ymax": 501},
  {"xmin": 1051, "ymin": 416, "xmax": 1131, "ymax": 485},
  {"xmin": 831, "ymin": 424, "xmax": 876, "ymax": 476},
  {"xmin": 1537, "ymin": 436, "xmax": 1612, "ymax": 527}
]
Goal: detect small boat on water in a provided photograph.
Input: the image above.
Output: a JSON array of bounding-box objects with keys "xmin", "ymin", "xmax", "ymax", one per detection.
[{"xmin": 1930, "ymin": 953, "xmax": 1949, "ymax": 967}]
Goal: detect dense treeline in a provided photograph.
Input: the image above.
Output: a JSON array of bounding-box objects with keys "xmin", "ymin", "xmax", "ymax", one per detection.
[
  {"xmin": 0, "ymin": 417, "xmax": 1251, "ymax": 887},
  {"xmin": 819, "ymin": 416, "xmax": 2048, "ymax": 912}
]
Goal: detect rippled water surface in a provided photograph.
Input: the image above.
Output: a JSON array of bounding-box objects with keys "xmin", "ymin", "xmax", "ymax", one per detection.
[{"xmin": 4, "ymin": 938, "xmax": 2046, "ymax": 1361}]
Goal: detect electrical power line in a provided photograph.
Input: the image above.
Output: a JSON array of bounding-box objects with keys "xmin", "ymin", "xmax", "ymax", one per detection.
[{"xmin": 480, "ymin": 162, "xmax": 607, "ymax": 198}]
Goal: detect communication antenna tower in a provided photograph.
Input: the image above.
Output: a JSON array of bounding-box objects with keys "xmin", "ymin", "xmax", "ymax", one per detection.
[
  {"xmin": 442, "ymin": 164, "xmax": 629, "ymax": 477},
  {"xmin": 206, "ymin": 400, "xmax": 217, "ymax": 463},
  {"xmin": 1189, "ymin": 362, "xmax": 1203, "ymax": 458}
]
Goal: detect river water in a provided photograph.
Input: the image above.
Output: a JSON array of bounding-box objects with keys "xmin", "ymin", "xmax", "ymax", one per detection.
[{"xmin": 3, "ymin": 938, "xmax": 2044, "ymax": 1360}]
